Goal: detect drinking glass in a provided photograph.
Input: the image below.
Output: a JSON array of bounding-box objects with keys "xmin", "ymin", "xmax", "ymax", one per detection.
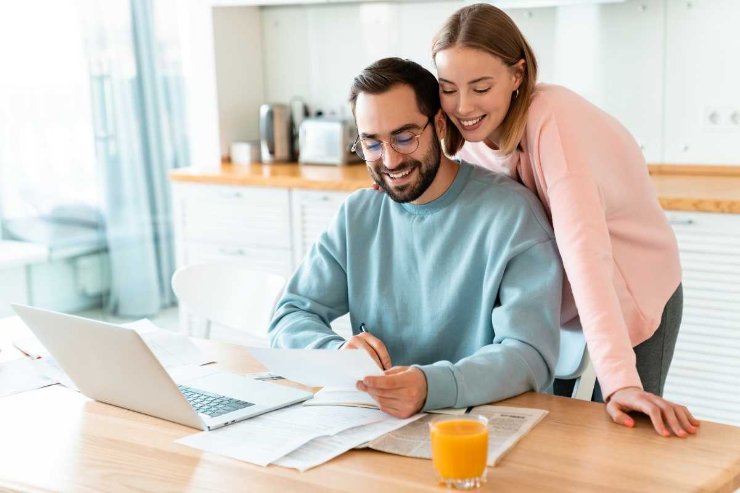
[{"xmin": 429, "ymin": 415, "xmax": 489, "ymax": 489}]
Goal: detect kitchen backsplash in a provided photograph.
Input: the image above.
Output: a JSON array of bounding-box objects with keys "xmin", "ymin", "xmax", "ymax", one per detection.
[{"xmin": 214, "ymin": 0, "xmax": 740, "ymax": 165}]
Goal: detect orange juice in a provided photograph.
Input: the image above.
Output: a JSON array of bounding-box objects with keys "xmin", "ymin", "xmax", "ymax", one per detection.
[{"xmin": 430, "ymin": 416, "xmax": 489, "ymax": 481}]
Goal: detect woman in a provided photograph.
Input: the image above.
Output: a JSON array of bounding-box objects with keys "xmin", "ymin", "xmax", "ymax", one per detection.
[{"xmin": 432, "ymin": 3, "xmax": 699, "ymax": 437}]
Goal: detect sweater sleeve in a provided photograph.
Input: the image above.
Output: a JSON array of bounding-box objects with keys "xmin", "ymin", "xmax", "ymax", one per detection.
[
  {"xmin": 534, "ymin": 111, "xmax": 643, "ymax": 399},
  {"xmin": 547, "ymin": 174, "xmax": 642, "ymax": 398},
  {"xmin": 417, "ymin": 239, "xmax": 562, "ymax": 411},
  {"xmin": 267, "ymin": 205, "xmax": 349, "ymax": 350}
]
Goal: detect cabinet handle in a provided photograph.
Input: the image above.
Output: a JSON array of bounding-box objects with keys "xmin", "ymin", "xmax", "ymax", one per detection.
[
  {"xmin": 219, "ymin": 190, "xmax": 244, "ymax": 199},
  {"xmin": 306, "ymin": 195, "xmax": 330, "ymax": 202},
  {"xmin": 669, "ymin": 218, "xmax": 694, "ymax": 226},
  {"xmin": 219, "ymin": 247, "xmax": 247, "ymax": 256}
]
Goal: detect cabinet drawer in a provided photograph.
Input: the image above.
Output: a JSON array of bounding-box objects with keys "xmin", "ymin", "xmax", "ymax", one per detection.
[
  {"xmin": 179, "ymin": 184, "xmax": 291, "ymax": 248},
  {"xmin": 183, "ymin": 242, "xmax": 293, "ymax": 279}
]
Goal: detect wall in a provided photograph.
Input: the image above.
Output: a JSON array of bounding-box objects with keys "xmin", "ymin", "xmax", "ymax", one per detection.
[
  {"xmin": 214, "ymin": 0, "xmax": 740, "ymax": 165},
  {"xmin": 213, "ymin": 6, "xmax": 265, "ymax": 158}
]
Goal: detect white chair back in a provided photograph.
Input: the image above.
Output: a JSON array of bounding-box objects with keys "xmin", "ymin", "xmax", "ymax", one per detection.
[
  {"xmin": 171, "ymin": 262, "xmax": 286, "ymax": 340},
  {"xmin": 555, "ymin": 320, "xmax": 597, "ymax": 401}
]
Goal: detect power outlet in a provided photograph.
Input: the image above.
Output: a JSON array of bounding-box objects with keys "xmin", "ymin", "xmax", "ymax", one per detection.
[{"xmin": 703, "ymin": 107, "xmax": 740, "ymax": 131}]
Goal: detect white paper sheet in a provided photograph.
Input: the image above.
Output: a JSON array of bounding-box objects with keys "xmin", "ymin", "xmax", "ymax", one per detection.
[
  {"xmin": 123, "ymin": 320, "xmax": 214, "ymax": 368},
  {"xmin": 274, "ymin": 414, "xmax": 424, "ymax": 471},
  {"xmin": 176, "ymin": 404, "xmax": 391, "ymax": 466},
  {"xmin": 0, "ymin": 358, "xmax": 57, "ymax": 397},
  {"xmin": 248, "ymin": 348, "xmax": 384, "ymax": 388},
  {"xmin": 12, "ymin": 336, "xmax": 49, "ymax": 359},
  {"xmin": 303, "ymin": 387, "xmax": 378, "ymax": 409}
]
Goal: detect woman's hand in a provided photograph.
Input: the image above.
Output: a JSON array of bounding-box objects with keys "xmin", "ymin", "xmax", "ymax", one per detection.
[{"xmin": 606, "ymin": 387, "xmax": 700, "ymax": 437}]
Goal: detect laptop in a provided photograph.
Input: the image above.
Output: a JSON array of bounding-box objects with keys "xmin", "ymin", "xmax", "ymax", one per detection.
[{"xmin": 11, "ymin": 304, "xmax": 313, "ymax": 431}]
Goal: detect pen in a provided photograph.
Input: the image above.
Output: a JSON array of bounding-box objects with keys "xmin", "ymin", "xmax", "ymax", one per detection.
[{"xmin": 359, "ymin": 322, "xmax": 386, "ymax": 370}]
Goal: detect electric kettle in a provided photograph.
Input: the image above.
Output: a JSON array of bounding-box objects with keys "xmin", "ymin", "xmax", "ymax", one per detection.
[{"xmin": 259, "ymin": 103, "xmax": 293, "ymax": 163}]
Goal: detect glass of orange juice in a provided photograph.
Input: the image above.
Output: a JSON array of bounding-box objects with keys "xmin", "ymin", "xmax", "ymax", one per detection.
[{"xmin": 429, "ymin": 415, "xmax": 489, "ymax": 489}]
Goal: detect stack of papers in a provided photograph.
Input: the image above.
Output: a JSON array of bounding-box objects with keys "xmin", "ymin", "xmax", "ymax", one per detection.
[
  {"xmin": 179, "ymin": 347, "xmax": 424, "ymax": 470},
  {"xmin": 177, "ymin": 403, "xmax": 423, "ymax": 471},
  {"xmin": 180, "ymin": 349, "xmax": 548, "ymax": 471}
]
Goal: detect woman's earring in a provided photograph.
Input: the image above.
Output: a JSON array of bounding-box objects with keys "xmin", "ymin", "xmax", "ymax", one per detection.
[{"xmin": 514, "ymin": 89, "xmax": 520, "ymax": 99}]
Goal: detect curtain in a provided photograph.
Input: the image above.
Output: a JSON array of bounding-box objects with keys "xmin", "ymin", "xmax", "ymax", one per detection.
[{"xmin": 81, "ymin": 0, "xmax": 190, "ymax": 316}]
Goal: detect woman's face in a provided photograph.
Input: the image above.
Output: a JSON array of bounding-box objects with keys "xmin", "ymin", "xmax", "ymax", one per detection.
[{"xmin": 435, "ymin": 45, "xmax": 523, "ymax": 147}]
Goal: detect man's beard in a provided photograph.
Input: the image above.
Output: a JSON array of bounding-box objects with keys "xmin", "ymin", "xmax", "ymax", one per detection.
[{"xmin": 368, "ymin": 137, "xmax": 441, "ymax": 203}]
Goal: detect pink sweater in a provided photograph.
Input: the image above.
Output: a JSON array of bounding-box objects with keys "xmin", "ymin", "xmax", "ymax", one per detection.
[{"xmin": 458, "ymin": 84, "xmax": 681, "ymax": 399}]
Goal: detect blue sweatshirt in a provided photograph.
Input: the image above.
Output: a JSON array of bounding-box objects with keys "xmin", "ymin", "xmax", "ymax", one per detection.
[{"xmin": 269, "ymin": 162, "xmax": 562, "ymax": 411}]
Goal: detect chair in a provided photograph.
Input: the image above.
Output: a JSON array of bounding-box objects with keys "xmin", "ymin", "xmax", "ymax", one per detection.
[
  {"xmin": 555, "ymin": 320, "xmax": 597, "ymax": 401},
  {"xmin": 171, "ymin": 262, "xmax": 287, "ymax": 343}
]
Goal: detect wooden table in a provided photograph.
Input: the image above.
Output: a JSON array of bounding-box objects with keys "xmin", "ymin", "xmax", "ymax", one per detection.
[{"xmin": 1, "ymin": 317, "xmax": 739, "ymax": 492}]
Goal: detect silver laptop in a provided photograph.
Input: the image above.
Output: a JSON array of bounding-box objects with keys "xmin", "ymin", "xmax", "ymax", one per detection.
[{"xmin": 12, "ymin": 304, "xmax": 312, "ymax": 431}]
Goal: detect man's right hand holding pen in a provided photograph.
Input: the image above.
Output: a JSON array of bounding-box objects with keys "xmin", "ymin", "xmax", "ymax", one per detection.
[{"xmin": 340, "ymin": 323, "xmax": 392, "ymax": 371}]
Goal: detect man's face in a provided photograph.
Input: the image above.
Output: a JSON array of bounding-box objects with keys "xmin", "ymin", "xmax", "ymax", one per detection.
[{"xmin": 354, "ymin": 84, "xmax": 441, "ymax": 203}]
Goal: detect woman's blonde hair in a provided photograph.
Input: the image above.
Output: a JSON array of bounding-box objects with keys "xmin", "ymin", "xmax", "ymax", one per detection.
[{"xmin": 432, "ymin": 3, "xmax": 538, "ymax": 156}]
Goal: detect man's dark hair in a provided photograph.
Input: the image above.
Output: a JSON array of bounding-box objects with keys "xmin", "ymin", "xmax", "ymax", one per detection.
[{"xmin": 349, "ymin": 57, "xmax": 440, "ymax": 120}]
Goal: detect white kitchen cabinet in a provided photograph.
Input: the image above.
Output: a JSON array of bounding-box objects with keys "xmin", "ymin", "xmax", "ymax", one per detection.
[
  {"xmin": 663, "ymin": 211, "xmax": 740, "ymax": 426},
  {"xmin": 172, "ymin": 183, "xmax": 354, "ymax": 339},
  {"xmin": 290, "ymin": 189, "xmax": 353, "ymax": 339},
  {"xmin": 290, "ymin": 189, "xmax": 350, "ymax": 267},
  {"xmin": 171, "ymin": 182, "xmax": 295, "ymax": 338},
  {"xmin": 172, "ymin": 182, "xmax": 293, "ymax": 278}
]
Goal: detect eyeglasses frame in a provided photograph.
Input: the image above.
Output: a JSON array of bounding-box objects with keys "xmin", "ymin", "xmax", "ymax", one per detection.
[{"xmin": 351, "ymin": 119, "xmax": 432, "ymax": 163}]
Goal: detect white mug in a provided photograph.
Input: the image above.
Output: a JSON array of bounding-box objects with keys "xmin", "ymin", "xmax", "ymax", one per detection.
[{"xmin": 231, "ymin": 141, "xmax": 260, "ymax": 165}]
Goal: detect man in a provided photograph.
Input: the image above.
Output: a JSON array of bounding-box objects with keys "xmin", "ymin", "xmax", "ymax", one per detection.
[{"xmin": 269, "ymin": 58, "xmax": 561, "ymax": 418}]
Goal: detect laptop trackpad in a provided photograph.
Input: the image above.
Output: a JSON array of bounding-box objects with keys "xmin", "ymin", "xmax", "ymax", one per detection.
[{"xmin": 183, "ymin": 372, "xmax": 311, "ymax": 407}]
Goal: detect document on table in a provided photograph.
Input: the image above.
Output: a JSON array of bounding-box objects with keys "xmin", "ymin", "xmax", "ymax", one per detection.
[
  {"xmin": 274, "ymin": 414, "xmax": 423, "ymax": 471},
  {"xmin": 303, "ymin": 387, "xmax": 378, "ymax": 409},
  {"xmin": 249, "ymin": 348, "xmax": 384, "ymax": 387},
  {"xmin": 368, "ymin": 405, "xmax": 548, "ymax": 466},
  {"xmin": 0, "ymin": 358, "xmax": 57, "ymax": 398},
  {"xmin": 177, "ymin": 404, "xmax": 401, "ymax": 467}
]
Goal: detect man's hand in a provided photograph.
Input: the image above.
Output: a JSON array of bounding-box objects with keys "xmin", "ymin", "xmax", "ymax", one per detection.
[
  {"xmin": 357, "ymin": 366, "xmax": 427, "ymax": 418},
  {"xmin": 606, "ymin": 387, "xmax": 700, "ymax": 437},
  {"xmin": 341, "ymin": 332, "xmax": 392, "ymax": 370}
]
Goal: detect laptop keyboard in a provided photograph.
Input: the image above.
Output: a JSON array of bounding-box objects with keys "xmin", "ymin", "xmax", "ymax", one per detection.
[{"xmin": 178, "ymin": 385, "xmax": 255, "ymax": 418}]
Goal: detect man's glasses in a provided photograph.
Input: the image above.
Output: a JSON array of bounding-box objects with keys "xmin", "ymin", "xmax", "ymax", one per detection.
[{"xmin": 351, "ymin": 120, "xmax": 431, "ymax": 163}]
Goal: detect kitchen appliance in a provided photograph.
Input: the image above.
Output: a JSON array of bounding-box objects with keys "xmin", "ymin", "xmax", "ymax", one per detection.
[
  {"xmin": 259, "ymin": 103, "xmax": 294, "ymax": 163},
  {"xmin": 298, "ymin": 117, "xmax": 363, "ymax": 166}
]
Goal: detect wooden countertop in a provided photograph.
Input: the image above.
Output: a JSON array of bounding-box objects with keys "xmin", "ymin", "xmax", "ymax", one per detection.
[
  {"xmin": 170, "ymin": 162, "xmax": 372, "ymax": 192},
  {"xmin": 170, "ymin": 163, "xmax": 740, "ymax": 214}
]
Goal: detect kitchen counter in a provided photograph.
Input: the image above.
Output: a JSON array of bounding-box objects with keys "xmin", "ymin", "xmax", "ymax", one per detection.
[
  {"xmin": 170, "ymin": 163, "xmax": 740, "ymax": 214},
  {"xmin": 169, "ymin": 162, "xmax": 371, "ymax": 192}
]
